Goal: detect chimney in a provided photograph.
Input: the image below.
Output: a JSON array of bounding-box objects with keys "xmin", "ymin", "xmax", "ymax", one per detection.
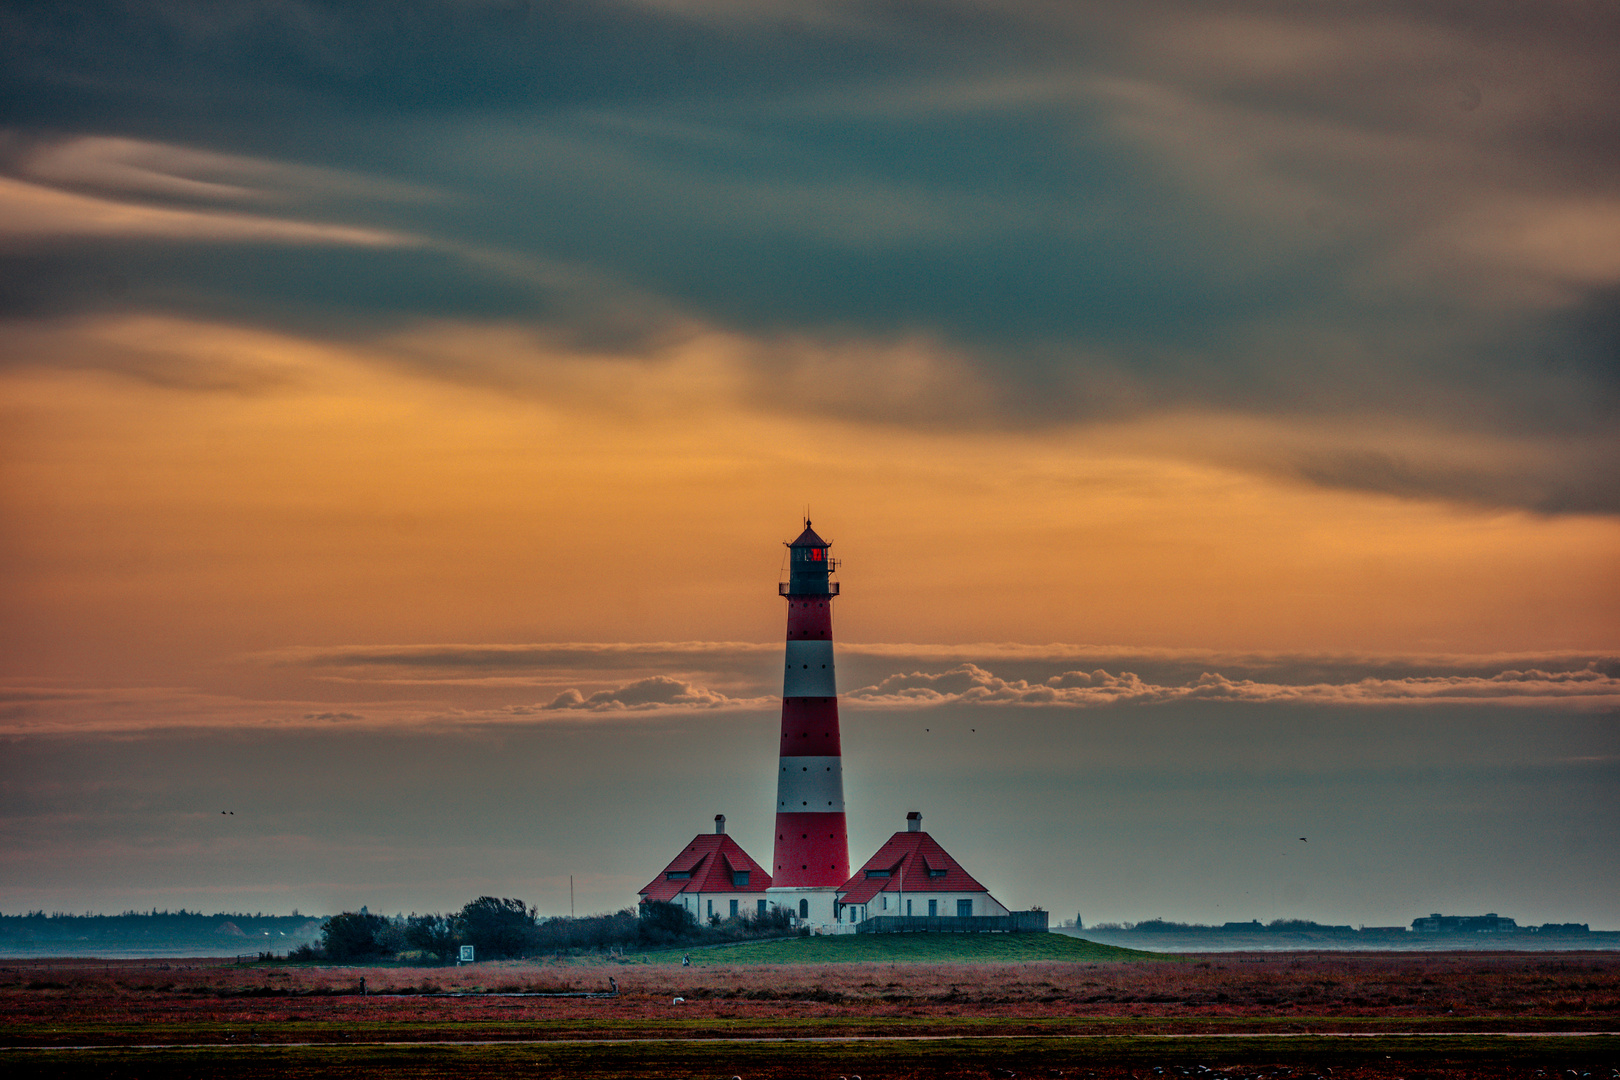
[
  {"xmin": 906, "ymin": 811, "xmax": 921, "ymax": 833},
  {"xmin": 714, "ymin": 814, "xmax": 726, "ymax": 834}
]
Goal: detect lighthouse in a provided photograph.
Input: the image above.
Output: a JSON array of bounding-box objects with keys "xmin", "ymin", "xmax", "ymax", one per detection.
[{"xmin": 765, "ymin": 520, "xmax": 850, "ymax": 928}]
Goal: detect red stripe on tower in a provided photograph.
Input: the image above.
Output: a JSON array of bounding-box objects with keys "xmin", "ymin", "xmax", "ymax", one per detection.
[{"xmin": 767, "ymin": 521, "xmax": 850, "ymax": 922}]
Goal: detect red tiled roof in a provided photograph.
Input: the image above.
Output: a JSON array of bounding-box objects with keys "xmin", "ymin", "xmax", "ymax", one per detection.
[
  {"xmin": 638, "ymin": 833, "xmax": 772, "ymax": 903},
  {"xmin": 835, "ymin": 831, "xmax": 993, "ymax": 906}
]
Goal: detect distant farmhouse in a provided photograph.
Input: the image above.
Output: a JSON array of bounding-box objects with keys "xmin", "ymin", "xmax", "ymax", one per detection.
[
  {"xmin": 834, "ymin": 812, "xmax": 1011, "ymax": 925},
  {"xmin": 639, "ymin": 816, "xmax": 772, "ymax": 924}
]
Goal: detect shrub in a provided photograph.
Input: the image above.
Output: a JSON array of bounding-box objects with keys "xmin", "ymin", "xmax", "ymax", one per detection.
[
  {"xmin": 459, "ymin": 897, "xmax": 534, "ymax": 960},
  {"xmin": 320, "ymin": 912, "xmax": 390, "ymax": 960},
  {"xmin": 638, "ymin": 901, "xmax": 697, "ymax": 946},
  {"xmin": 404, "ymin": 913, "xmax": 461, "ymax": 962}
]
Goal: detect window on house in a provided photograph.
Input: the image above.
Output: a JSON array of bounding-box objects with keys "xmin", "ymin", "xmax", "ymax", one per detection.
[
  {"xmin": 666, "ymin": 871, "xmax": 690, "ymax": 880},
  {"xmin": 957, "ymin": 899, "xmax": 973, "ymax": 917},
  {"xmin": 729, "ymin": 899, "xmax": 738, "ymax": 918},
  {"xmin": 928, "ymin": 899, "xmax": 938, "ymax": 916},
  {"xmin": 928, "ymin": 868, "xmax": 947, "ymax": 878},
  {"xmin": 732, "ymin": 871, "xmax": 749, "ymax": 888},
  {"xmin": 864, "ymin": 869, "xmax": 889, "ymax": 879},
  {"xmin": 757, "ymin": 899, "xmax": 767, "ymax": 915}
]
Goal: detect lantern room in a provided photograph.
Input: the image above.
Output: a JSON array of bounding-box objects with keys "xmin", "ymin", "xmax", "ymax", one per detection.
[{"xmin": 782, "ymin": 521, "xmax": 839, "ymax": 597}]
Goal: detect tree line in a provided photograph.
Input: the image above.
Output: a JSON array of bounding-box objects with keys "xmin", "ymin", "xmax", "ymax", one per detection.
[{"xmin": 300, "ymin": 898, "xmax": 800, "ymax": 962}]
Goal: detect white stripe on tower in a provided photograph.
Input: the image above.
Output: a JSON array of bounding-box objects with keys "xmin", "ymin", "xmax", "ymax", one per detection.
[
  {"xmin": 783, "ymin": 640, "xmax": 836, "ymax": 696},
  {"xmin": 776, "ymin": 757, "xmax": 846, "ymax": 811}
]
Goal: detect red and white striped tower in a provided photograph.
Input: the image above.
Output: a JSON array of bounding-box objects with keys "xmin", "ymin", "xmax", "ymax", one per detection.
[{"xmin": 765, "ymin": 520, "xmax": 850, "ymax": 927}]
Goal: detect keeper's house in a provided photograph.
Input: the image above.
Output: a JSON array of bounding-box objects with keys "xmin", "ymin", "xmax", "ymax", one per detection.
[
  {"xmin": 638, "ymin": 815, "xmax": 772, "ymax": 923},
  {"xmin": 833, "ymin": 812, "xmax": 1011, "ymax": 928}
]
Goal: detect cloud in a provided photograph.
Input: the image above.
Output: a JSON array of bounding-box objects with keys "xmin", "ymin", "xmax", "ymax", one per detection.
[
  {"xmin": 0, "ymin": 2, "xmax": 1617, "ymax": 511},
  {"xmin": 251, "ymin": 640, "xmax": 1620, "ymax": 713},
  {"xmin": 541, "ymin": 675, "xmax": 769, "ymax": 712},
  {"xmin": 0, "ymin": 176, "xmax": 413, "ymax": 247},
  {"xmin": 7, "ymin": 644, "xmax": 1616, "ymax": 734},
  {"xmin": 846, "ymin": 662, "xmax": 1620, "ymax": 711},
  {"xmin": 17, "ymin": 135, "xmax": 441, "ymax": 207}
]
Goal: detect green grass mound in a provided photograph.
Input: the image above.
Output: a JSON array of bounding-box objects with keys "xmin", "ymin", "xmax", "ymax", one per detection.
[{"xmin": 646, "ymin": 932, "xmax": 1158, "ymax": 965}]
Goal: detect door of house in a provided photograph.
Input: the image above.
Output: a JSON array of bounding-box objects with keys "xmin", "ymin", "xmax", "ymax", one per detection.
[
  {"xmin": 928, "ymin": 899, "xmax": 937, "ymax": 916},
  {"xmin": 729, "ymin": 899, "xmax": 738, "ymax": 918}
]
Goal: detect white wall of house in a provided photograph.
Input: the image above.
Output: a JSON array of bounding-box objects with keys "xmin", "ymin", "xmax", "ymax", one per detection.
[
  {"xmin": 842, "ymin": 891, "xmax": 1011, "ymax": 922},
  {"xmin": 764, "ymin": 885, "xmax": 840, "ymax": 928},
  {"xmin": 665, "ymin": 892, "xmax": 770, "ymax": 921}
]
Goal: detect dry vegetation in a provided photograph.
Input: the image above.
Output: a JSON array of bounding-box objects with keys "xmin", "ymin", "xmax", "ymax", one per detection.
[
  {"xmin": 1, "ymin": 952, "xmax": 1615, "ymax": 1078},
  {"xmin": 1, "ymin": 951, "xmax": 1616, "ymax": 1033}
]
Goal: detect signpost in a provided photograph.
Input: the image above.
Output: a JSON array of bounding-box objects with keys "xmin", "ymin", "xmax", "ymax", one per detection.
[{"xmin": 458, "ymin": 945, "xmax": 474, "ymax": 964}]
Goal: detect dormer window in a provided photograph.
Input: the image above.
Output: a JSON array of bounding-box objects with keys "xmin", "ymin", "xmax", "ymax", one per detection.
[
  {"xmin": 732, "ymin": 871, "xmax": 749, "ymax": 888},
  {"xmin": 928, "ymin": 868, "xmax": 947, "ymax": 878},
  {"xmin": 865, "ymin": 869, "xmax": 890, "ymax": 879},
  {"xmin": 666, "ymin": 871, "xmax": 691, "ymax": 880}
]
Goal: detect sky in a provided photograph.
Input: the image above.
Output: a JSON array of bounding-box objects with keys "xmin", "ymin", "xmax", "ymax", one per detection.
[{"xmin": 0, "ymin": 1, "xmax": 1616, "ymax": 928}]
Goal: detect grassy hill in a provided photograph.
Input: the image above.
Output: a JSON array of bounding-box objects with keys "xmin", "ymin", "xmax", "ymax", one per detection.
[{"xmin": 643, "ymin": 932, "xmax": 1159, "ymax": 965}]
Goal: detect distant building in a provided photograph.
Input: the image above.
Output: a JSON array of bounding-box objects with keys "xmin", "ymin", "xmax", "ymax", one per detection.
[
  {"xmin": 833, "ymin": 812, "xmax": 1011, "ymax": 927},
  {"xmin": 638, "ymin": 815, "xmax": 772, "ymax": 923},
  {"xmin": 1412, "ymin": 912, "xmax": 1518, "ymax": 934}
]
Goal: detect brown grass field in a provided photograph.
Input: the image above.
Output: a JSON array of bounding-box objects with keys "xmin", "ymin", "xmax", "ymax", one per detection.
[{"xmin": 1, "ymin": 949, "xmax": 1615, "ymax": 1078}]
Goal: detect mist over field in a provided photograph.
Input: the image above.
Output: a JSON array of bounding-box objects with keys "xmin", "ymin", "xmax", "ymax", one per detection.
[{"xmin": 4, "ymin": 694, "xmax": 1614, "ymax": 930}]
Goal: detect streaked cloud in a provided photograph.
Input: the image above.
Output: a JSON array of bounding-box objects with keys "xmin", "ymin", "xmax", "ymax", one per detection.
[
  {"xmin": 846, "ymin": 661, "xmax": 1620, "ymax": 711},
  {"xmin": 17, "ymin": 135, "xmax": 441, "ymax": 207},
  {"xmin": 0, "ymin": 176, "xmax": 412, "ymax": 247},
  {"xmin": 542, "ymin": 675, "xmax": 770, "ymax": 712}
]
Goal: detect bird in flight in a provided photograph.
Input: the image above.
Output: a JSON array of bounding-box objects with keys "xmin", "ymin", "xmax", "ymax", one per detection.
[{"xmin": 1299, "ymin": 837, "xmax": 1307, "ymax": 842}]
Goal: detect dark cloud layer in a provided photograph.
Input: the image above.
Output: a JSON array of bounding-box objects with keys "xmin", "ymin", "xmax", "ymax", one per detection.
[{"xmin": 3, "ymin": 1, "xmax": 1618, "ymax": 509}]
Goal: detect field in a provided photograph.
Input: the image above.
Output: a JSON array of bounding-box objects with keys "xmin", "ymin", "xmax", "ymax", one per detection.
[{"xmin": 1, "ymin": 943, "xmax": 1615, "ymax": 1077}]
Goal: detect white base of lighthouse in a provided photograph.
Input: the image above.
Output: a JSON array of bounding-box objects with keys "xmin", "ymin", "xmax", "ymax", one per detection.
[{"xmin": 766, "ymin": 886, "xmax": 844, "ymax": 931}]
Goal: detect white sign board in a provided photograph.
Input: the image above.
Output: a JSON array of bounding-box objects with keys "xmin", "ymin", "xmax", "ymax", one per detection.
[{"xmin": 458, "ymin": 945, "xmax": 475, "ymax": 962}]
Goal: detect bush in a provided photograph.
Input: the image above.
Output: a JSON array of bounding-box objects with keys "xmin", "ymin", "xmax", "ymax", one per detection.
[
  {"xmin": 637, "ymin": 901, "xmax": 698, "ymax": 946},
  {"xmin": 320, "ymin": 912, "xmax": 390, "ymax": 961},
  {"xmin": 459, "ymin": 897, "xmax": 534, "ymax": 960},
  {"xmin": 404, "ymin": 913, "xmax": 461, "ymax": 962}
]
